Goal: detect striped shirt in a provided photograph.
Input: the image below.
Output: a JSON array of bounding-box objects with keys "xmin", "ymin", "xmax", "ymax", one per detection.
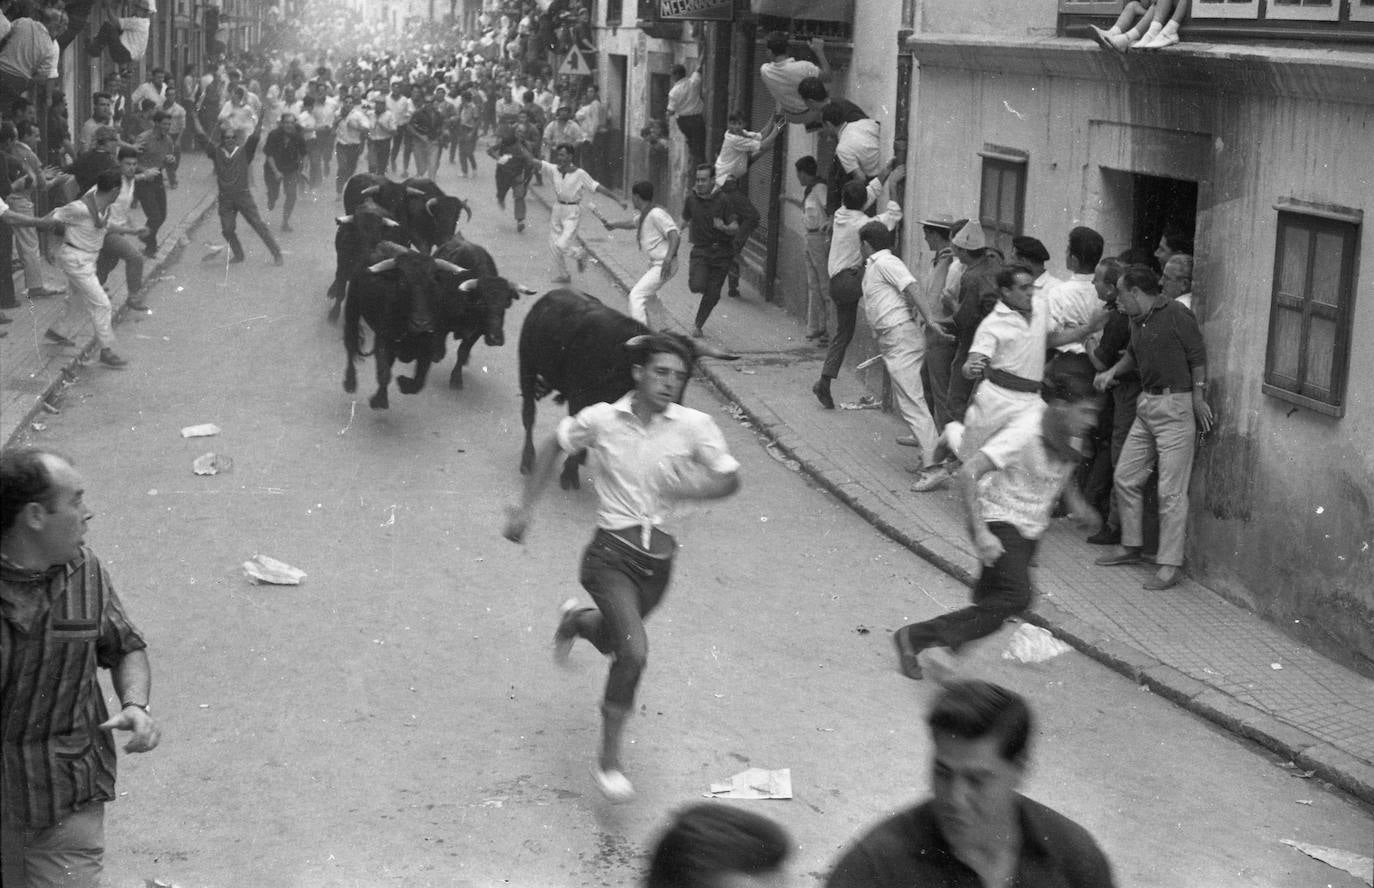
[{"xmin": 1, "ymin": 548, "xmax": 147, "ymax": 828}]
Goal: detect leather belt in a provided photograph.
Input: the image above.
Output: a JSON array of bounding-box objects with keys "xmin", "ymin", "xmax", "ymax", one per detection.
[
  {"xmin": 1143, "ymin": 385, "xmax": 1192, "ymax": 395},
  {"xmin": 63, "ymin": 241, "xmax": 99, "ymax": 253},
  {"xmin": 985, "ymin": 367, "xmax": 1043, "ymax": 394},
  {"xmin": 558, "ymin": 199, "xmax": 580, "ymax": 205}
]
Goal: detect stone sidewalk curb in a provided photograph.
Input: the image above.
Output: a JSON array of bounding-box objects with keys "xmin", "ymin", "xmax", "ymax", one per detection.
[
  {"xmin": 534, "ymin": 186, "xmax": 1374, "ymax": 807},
  {"xmin": 2, "ymin": 188, "xmax": 219, "ymax": 450}
]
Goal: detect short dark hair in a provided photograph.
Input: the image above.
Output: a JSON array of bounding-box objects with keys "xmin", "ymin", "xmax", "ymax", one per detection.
[
  {"xmin": 1121, "ymin": 264, "xmax": 1162, "ymax": 295},
  {"xmin": 764, "ymin": 31, "xmax": 790, "ymax": 56},
  {"xmin": 726, "ymin": 110, "xmax": 745, "ymax": 125},
  {"xmin": 840, "ymin": 180, "xmax": 869, "ymax": 211},
  {"xmin": 1116, "ymin": 246, "xmax": 1155, "ymax": 269},
  {"xmin": 631, "ymin": 180, "xmax": 654, "ymax": 201},
  {"xmin": 927, "ymin": 679, "xmax": 1033, "ymax": 763},
  {"xmin": 15, "ymin": 119, "xmax": 35, "ymax": 140},
  {"xmin": 646, "ymin": 804, "xmax": 791, "ymax": 888},
  {"xmin": 694, "ymin": 163, "xmax": 713, "ymax": 178},
  {"xmin": 670, "ymin": 64, "xmax": 687, "ymax": 80},
  {"xmin": 1068, "ymin": 226, "xmax": 1104, "ymax": 270},
  {"xmin": 1160, "ymin": 224, "xmax": 1194, "ymax": 255},
  {"xmin": 797, "ymin": 76, "xmax": 828, "ymax": 103},
  {"xmin": 0, "ymin": 122, "xmax": 15, "ymax": 143},
  {"xmin": 995, "ymin": 264, "xmax": 1034, "ymax": 290},
  {"xmin": 820, "ymin": 103, "xmax": 848, "ymax": 127},
  {"xmin": 95, "ymin": 168, "xmax": 124, "ymax": 193},
  {"xmin": 151, "ymin": 110, "xmax": 170, "ymax": 123},
  {"xmin": 0, "ymin": 448, "xmax": 64, "ymax": 535},
  {"xmin": 629, "ymin": 333, "xmax": 695, "ymax": 376},
  {"xmin": 1096, "ymin": 256, "xmax": 1125, "ymax": 289},
  {"xmin": 93, "ymin": 91, "xmax": 112, "ymax": 104},
  {"xmin": 859, "ymin": 220, "xmax": 893, "ymax": 252},
  {"xmin": 794, "ymin": 155, "xmax": 817, "ymax": 177},
  {"xmin": 554, "ymin": 142, "xmax": 577, "ymax": 158},
  {"xmin": 117, "ymin": 145, "xmax": 139, "ymax": 160}
]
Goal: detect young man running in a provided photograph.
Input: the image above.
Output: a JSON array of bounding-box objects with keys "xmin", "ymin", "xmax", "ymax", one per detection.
[
  {"xmin": 504, "ymin": 334, "xmax": 742, "ymax": 802},
  {"xmin": 590, "ymin": 180, "xmax": 680, "ymax": 326}
]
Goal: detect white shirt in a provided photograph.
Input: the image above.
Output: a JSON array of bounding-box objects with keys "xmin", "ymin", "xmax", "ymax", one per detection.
[
  {"xmin": 666, "ymin": 70, "xmax": 704, "ymax": 118},
  {"xmin": 54, "ymin": 193, "xmax": 111, "ymax": 253},
  {"xmin": 540, "ymin": 161, "xmax": 599, "ymax": 203},
  {"xmin": 106, "ymin": 177, "xmax": 138, "ymax": 229},
  {"xmin": 971, "ymin": 298, "xmax": 1052, "ymax": 380},
  {"xmin": 557, "ymin": 394, "xmax": 740, "ymax": 545},
  {"xmin": 131, "ymin": 81, "xmax": 166, "ymax": 110},
  {"xmin": 575, "ymin": 98, "xmax": 606, "ymax": 137},
  {"xmin": 638, "ymin": 206, "xmax": 679, "ymax": 264},
  {"xmin": 828, "ymin": 179, "xmax": 900, "ymax": 277},
  {"xmin": 1047, "ymin": 272, "xmax": 1105, "ymax": 355},
  {"xmin": 714, "ymin": 129, "xmax": 761, "ymax": 184},
  {"xmin": 386, "ymin": 93, "xmax": 414, "ymax": 127},
  {"xmin": 862, "ymin": 249, "xmax": 919, "ymax": 334},
  {"xmin": 977, "ymin": 400, "xmax": 1077, "ymax": 540},
  {"xmin": 801, "ymin": 183, "xmax": 828, "ymax": 232},
  {"xmin": 1176, "ymin": 291, "xmax": 1193, "ymax": 311},
  {"xmin": 835, "ymin": 118, "xmax": 882, "ymax": 178},
  {"xmin": 759, "ymin": 57, "xmax": 819, "ymax": 117}
]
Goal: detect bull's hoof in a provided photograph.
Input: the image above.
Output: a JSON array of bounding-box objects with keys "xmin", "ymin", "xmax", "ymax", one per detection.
[
  {"xmin": 369, "ymin": 390, "xmax": 390, "ymax": 410},
  {"xmin": 449, "ymin": 369, "xmax": 464, "ymax": 390},
  {"xmin": 397, "ymin": 375, "xmax": 420, "ymax": 394}
]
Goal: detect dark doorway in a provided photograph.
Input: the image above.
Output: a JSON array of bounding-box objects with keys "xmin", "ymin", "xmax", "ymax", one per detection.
[
  {"xmin": 648, "ymin": 72, "xmax": 670, "ymax": 129},
  {"xmin": 605, "ymin": 54, "xmax": 628, "ymax": 190},
  {"xmin": 1132, "ymin": 174, "xmax": 1198, "ymax": 268}
]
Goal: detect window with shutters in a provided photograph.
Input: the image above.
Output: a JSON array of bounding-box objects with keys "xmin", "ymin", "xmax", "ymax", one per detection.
[
  {"xmin": 1262, "ymin": 205, "xmax": 1361, "ymax": 417},
  {"xmin": 978, "ymin": 148, "xmax": 1027, "ymax": 260}
]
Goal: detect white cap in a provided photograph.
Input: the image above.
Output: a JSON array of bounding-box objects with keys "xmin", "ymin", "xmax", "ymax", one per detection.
[{"xmin": 951, "ymin": 222, "xmax": 986, "ymax": 251}]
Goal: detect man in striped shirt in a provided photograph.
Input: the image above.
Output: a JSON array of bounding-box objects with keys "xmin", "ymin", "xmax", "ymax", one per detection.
[{"xmin": 1, "ymin": 447, "xmax": 161, "ymax": 887}]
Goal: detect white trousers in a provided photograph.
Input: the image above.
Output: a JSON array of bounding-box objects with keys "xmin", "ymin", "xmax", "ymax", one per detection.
[
  {"xmin": 877, "ymin": 320, "xmax": 939, "ymax": 460},
  {"xmin": 959, "ymin": 380, "xmax": 1042, "ymax": 463},
  {"xmin": 549, "ymin": 202, "xmax": 586, "ymax": 277},
  {"xmin": 627, "ymin": 263, "xmax": 665, "ymax": 324},
  {"xmin": 56, "ymin": 246, "xmax": 114, "ymax": 348}
]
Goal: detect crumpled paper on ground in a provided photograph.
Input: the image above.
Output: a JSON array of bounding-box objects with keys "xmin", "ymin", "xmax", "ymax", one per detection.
[
  {"xmin": 192, "ymin": 453, "xmax": 232, "ymax": 475},
  {"xmin": 242, "ymin": 554, "xmax": 306, "ymax": 585},
  {"xmin": 1281, "ymin": 839, "xmax": 1373, "ymax": 886},
  {"xmin": 706, "ymin": 768, "xmax": 792, "ymax": 800},
  {"xmin": 1002, "ymin": 623, "xmax": 1073, "ymax": 664},
  {"xmin": 180, "ymin": 423, "xmax": 220, "ymax": 438}
]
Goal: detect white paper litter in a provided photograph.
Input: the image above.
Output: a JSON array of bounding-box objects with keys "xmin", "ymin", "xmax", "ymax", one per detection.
[
  {"xmin": 706, "ymin": 768, "xmax": 792, "ymax": 800},
  {"xmin": 180, "ymin": 423, "xmax": 221, "ymax": 438},
  {"xmin": 1281, "ymin": 839, "xmax": 1373, "ymax": 886},
  {"xmin": 242, "ymin": 554, "xmax": 306, "ymax": 585},
  {"xmin": 1002, "ymin": 623, "xmax": 1073, "ymax": 664},
  {"xmin": 192, "ymin": 453, "xmax": 232, "ymax": 475}
]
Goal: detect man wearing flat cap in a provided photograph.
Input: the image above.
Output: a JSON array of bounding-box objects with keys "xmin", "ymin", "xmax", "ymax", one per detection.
[{"xmin": 1011, "ymin": 235, "xmax": 1054, "ymax": 298}]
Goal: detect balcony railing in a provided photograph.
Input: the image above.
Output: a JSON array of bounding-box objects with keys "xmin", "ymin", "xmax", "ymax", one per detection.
[{"xmin": 1059, "ymin": 0, "xmax": 1374, "ymax": 44}]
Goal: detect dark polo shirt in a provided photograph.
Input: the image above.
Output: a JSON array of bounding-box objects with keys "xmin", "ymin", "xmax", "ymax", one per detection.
[
  {"xmin": 826, "ymin": 795, "xmax": 1116, "ymax": 888},
  {"xmin": 1127, "ymin": 298, "xmax": 1206, "ymax": 391}
]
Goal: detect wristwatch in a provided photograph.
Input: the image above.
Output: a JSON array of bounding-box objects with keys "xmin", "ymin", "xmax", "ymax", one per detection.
[{"xmin": 121, "ymin": 701, "xmax": 151, "ymax": 714}]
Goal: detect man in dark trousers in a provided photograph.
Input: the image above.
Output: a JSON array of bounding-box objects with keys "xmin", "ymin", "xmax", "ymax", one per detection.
[
  {"xmin": 262, "ymin": 112, "xmax": 308, "ymax": 232},
  {"xmin": 210, "ymin": 121, "xmax": 283, "ymax": 265},
  {"xmin": 826, "ymin": 680, "xmax": 1116, "ymax": 887},
  {"xmin": 679, "ymin": 164, "xmax": 739, "ymax": 338}
]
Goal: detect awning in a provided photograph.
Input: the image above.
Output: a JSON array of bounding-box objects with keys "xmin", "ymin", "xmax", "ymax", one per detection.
[{"xmin": 750, "ymin": 0, "xmax": 854, "ymax": 24}]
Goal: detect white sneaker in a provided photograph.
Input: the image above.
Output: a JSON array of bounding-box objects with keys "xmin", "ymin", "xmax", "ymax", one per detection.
[
  {"xmin": 1142, "ymin": 30, "xmax": 1179, "ymax": 48},
  {"xmin": 591, "ymin": 765, "xmax": 635, "ymax": 802}
]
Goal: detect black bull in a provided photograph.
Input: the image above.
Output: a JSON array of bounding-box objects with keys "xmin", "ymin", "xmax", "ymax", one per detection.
[
  {"xmin": 517, "ymin": 289, "xmax": 737, "ymax": 489},
  {"xmin": 341, "ymin": 173, "xmax": 471, "ymax": 250},
  {"xmin": 432, "ymin": 234, "xmax": 531, "ymax": 390}
]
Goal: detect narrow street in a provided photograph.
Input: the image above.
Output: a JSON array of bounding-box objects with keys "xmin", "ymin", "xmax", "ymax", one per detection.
[{"xmin": 12, "ymin": 157, "xmax": 1371, "ymax": 888}]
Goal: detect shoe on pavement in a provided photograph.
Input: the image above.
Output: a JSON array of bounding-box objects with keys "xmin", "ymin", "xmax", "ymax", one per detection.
[
  {"xmin": 1086, "ymin": 526, "xmax": 1122, "ymax": 545},
  {"xmin": 517, "ymin": 219, "xmax": 526, "ymax": 233},
  {"xmin": 98, "ymin": 348, "xmax": 128, "ymax": 369},
  {"xmin": 552, "ymin": 598, "xmax": 581, "ymax": 666},
  {"xmin": 272, "ymin": 254, "xmax": 285, "ymax": 266},
  {"xmin": 125, "ymin": 298, "xmax": 150, "ymax": 312},
  {"xmin": 911, "ymin": 466, "xmax": 952, "ymax": 492},
  {"xmin": 812, "ymin": 380, "xmax": 835, "ymax": 410},
  {"xmin": 229, "ymin": 254, "xmax": 245, "ymax": 264},
  {"xmin": 591, "ymin": 765, "xmax": 635, "ymax": 802},
  {"xmin": 1143, "ymin": 570, "xmax": 1182, "ymax": 591},
  {"xmin": 895, "ymin": 436, "xmax": 921, "ymax": 448},
  {"xmin": 44, "ymin": 328, "xmax": 75, "ymax": 346},
  {"xmin": 1095, "ymin": 548, "xmax": 1144, "ymax": 567},
  {"xmin": 892, "ymin": 626, "xmax": 924, "ymax": 680},
  {"xmin": 28, "ymin": 286, "xmax": 64, "ymax": 299}
]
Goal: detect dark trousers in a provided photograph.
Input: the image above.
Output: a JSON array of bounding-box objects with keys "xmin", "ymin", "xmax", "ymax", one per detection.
[
  {"xmin": 390, "ymin": 131, "xmax": 412, "ymax": 171},
  {"xmin": 675, "ymin": 114, "xmax": 706, "ymax": 166},
  {"xmin": 947, "ymin": 338, "xmax": 976, "ymax": 422},
  {"xmin": 218, "ymin": 190, "xmax": 281, "ymax": 260},
  {"xmin": 264, "ymin": 166, "xmax": 300, "ymax": 219},
  {"xmin": 0, "ymin": 219, "xmax": 14, "ymax": 308},
  {"xmin": 922, "ymin": 326, "xmax": 959, "ymax": 429},
  {"xmin": 821, "ymin": 268, "xmax": 863, "ymax": 378},
  {"xmin": 689, "ymin": 249, "xmax": 731, "ymax": 331},
  {"xmin": 336, "ymin": 142, "xmax": 364, "ymax": 192},
  {"xmin": 367, "ymin": 139, "xmax": 390, "ymax": 175},
  {"xmin": 133, "ymin": 179, "xmax": 167, "ymax": 250},
  {"xmin": 495, "ymin": 161, "xmax": 530, "ymax": 221},
  {"xmin": 902, "ymin": 522, "xmax": 1034, "ymax": 653},
  {"xmin": 575, "ymin": 529, "xmax": 675, "ymax": 709},
  {"xmin": 96, "ymin": 233, "xmax": 144, "ymax": 295}
]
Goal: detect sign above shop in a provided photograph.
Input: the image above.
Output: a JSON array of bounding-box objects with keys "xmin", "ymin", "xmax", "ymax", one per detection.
[{"xmin": 655, "ymin": 0, "xmax": 734, "ymax": 22}]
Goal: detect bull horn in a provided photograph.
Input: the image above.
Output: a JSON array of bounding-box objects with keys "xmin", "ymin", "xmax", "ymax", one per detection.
[
  {"xmin": 458, "ymin": 278, "xmax": 479, "ymax": 292},
  {"xmin": 433, "ymin": 259, "xmax": 468, "ymax": 274},
  {"xmin": 407, "ymin": 187, "xmax": 427, "ymax": 196},
  {"xmin": 426, "ymin": 197, "xmax": 439, "ymax": 215},
  {"xmin": 335, "ymin": 214, "xmax": 354, "ymax": 224},
  {"xmin": 360, "ymin": 185, "xmax": 380, "ymax": 196},
  {"xmin": 624, "ymin": 335, "xmax": 652, "ymax": 349},
  {"xmin": 459, "ymin": 200, "xmax": 472, "ymax": 223},
  {"xmin": 368, "ymin": 258, "xmax": 399, "ymax": 273},
  {"xmin": 516, "ymin": 285, "xmax": 538, "ymax": 296},
  {"xmin": 381, "ymin": 217, "xmax": 401, "ymax": 228}
]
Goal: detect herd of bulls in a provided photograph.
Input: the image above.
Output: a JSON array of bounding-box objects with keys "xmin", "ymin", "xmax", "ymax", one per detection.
[{"xmin": 330, "ymin": 173, "xmax": 736, "ymax": 485}]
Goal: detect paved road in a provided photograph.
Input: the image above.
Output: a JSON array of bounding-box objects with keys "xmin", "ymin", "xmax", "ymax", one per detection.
[{"xmin": 14, "ymin": 159, "xmax": 1372, "ymax": 888}]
